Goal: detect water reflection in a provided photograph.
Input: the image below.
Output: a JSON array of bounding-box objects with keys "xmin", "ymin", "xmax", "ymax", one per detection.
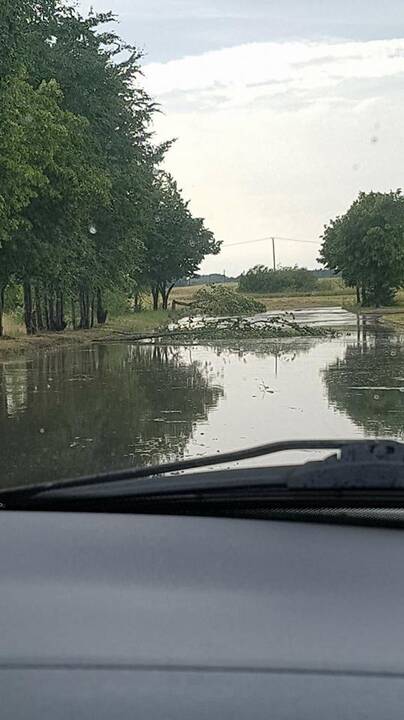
[
  {"xmin": 2, "ymin": 330, "xmax": 404, "ymax": 489},
  {"xmin": 0, "ymin": 344, "xmax": 223, "ymax": 487},
  {"xmin": 323, "ymin": 328, "xmax": 404, "ymax": 437}
]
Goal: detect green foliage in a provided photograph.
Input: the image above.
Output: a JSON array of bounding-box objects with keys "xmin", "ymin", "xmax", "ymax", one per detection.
[
  {"xmin": 192, "ymin": 285, "xmax": 266, "ymax": 316},
  {"xmin": 3, "ymin": 283, "xmax": 23, "ymax": 313},
  {"xmin": 317, "ymin": 277, "xmax": 347, "ymax": 294},
  {"xmin": 103, "ymin": 288, "xmax": 131, "ymax": 317},
  {"xmin": 239, "ymin": 265, "xmax": 319, "ymax": 294},
  {"xmin": 319, "ymin": 190, "xmax": 404, "ymax": 307},
  {"xmin": 0, "ymin": 0, "xmax": 218, "ymax": 334},
  {"xmin": 143, "ymin": 172, "xmax": 221, "ymax": 309}
]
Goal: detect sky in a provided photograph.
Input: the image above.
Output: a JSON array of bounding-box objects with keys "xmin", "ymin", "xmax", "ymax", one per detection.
[{"xmin": 79, "ymin": 0, "xmax": 404, "ymax": 274}]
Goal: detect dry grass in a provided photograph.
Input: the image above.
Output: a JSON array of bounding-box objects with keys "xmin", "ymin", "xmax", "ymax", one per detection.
[
  {"xmin": 258, "ymin": 294, "xmax": 357, "ymax": 311},
  {"xmin": 381, "ymin": 310, "xmax": 404, "ymax": 327},
  {"xmin": 3, "ymin": 315, "xmax": 26, "ymax": 337},
  {"xmin": 384, "ymin": 313, "xmax": 404, "ymax": 326}
]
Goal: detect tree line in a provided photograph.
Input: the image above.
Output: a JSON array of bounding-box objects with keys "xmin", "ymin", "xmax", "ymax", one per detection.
[
  {"xmin": 239, "ymin": 266, "xmax": 319, "ymax": 294},
  {"xmin": 0, "ymin": 0, "xmax": 220, "ymax": 336}
]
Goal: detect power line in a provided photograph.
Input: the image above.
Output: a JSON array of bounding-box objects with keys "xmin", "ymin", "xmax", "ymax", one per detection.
[{"xmin": 223, "ymin": 235, "xmax": 320, "ymax": 249}]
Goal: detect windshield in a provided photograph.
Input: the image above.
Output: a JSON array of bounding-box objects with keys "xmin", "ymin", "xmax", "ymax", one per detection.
[{"xmin": 1, "ymin": 1, "xmax": 404, "ymax": 489}]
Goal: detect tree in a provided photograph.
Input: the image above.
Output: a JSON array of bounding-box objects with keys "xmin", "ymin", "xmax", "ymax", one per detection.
[
  {"xmin": 0, "ymin": 73, "xmax": 86, "ymax": 334},
  {"xmin": 0, "ymin": 0, "xmax": 34, "ymax": 77},
  {"xmin": 238, "ymin": 265, "xmax": 319, "ymax": 294},
  {"xmin": 144, "ymin": 173, "xmax": 221, "ymax": 310},
  {"xmin": 319, "ymin": 191, "xmax": 404, "ymax": 307},
  {"xmin": 0, "ymin": 70, "xmax": 110, "ymax": 334},
  {"xmin": 0, "ymin": 0, "xmax": 156, "ymax": 332},
  {"xmin": 0, "ymin": 0, "xmax": 219, "ymax": 334},
  {"xmin": 20, "ymin": 1, "xmax": 157, "ymax": 328}
]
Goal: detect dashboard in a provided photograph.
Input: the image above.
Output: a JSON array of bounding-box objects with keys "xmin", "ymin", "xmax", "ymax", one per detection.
[{"xmin": 0, "ymin": 511, "xmax": 403, "ymax": 718}]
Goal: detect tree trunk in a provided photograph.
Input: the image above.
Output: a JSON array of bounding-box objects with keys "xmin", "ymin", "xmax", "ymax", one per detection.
[
  {"xmin": 151, "ymin": 286, "xmax": 159, "ymax": 311},
  {"xmin": 79, "ymin": 287, "xmax": 90, "ymax": 329},
  {"xmin": 362, "ymin": 287, "xmax": 370, "ymax": 307},
  {"xmin": 60, "ymin": 291, "xmax": 65, "ymax": 329},
  {"xmin": 71, "ymin": 299, "xmax": 76, "ymax": 330},
  {"xmin": 55, "ymin": 293, "xmax": 61, "ymax": 329},
  {"xmin": 48, "ymin": 290, "xmax": 56, "ymax": 331},
  {"xmin": 90, "ymin": 293, "xmax": 95, "ymax": 328},
  {"xmin": 160, "ymin": 283, "xmax": 175, "ymax": 311},
  {"xmin": 79, "ymin": 289, "xmax": 84, "ymax": 328},
  {"xmin": 0, "ymin": 284, "xmax": 5, "ymax": 338},
  {"xmin": 23, "ymin": 282, "xmax": 36, "ymax": 335},
  {"xmin": 356, "ymin": 286, "xmax": 361, "ymax": 304},
  {"xmin": 43, "ymin": 293, "xmax": 50, "ymax": 330},
  {"xmin": 55, "ymin": 290, "xmax": 66, "ymax": 331},
  {"xmin": 34, "ymin": 286, "xmax": 45, "ymax": 331},
  {"xmin": 96, "ymin": 288, "xmax": 107, "ymax": 324}
]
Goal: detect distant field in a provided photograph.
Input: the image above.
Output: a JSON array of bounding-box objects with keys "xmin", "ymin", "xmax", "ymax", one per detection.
[{"xmin": 171, "ymin": 279, "xmax": 356, "ymax": 311}]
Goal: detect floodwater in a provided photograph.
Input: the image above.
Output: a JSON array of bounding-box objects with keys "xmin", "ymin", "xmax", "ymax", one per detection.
[{"xmin": 1, "ymin": 314, "xmax": 404, "ymax": 488}]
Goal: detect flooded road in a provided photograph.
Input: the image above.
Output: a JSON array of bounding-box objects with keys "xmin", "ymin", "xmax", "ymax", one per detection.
[{"xmin": 1, "ymin": 322, "xmax": 404, "ymax": 488}]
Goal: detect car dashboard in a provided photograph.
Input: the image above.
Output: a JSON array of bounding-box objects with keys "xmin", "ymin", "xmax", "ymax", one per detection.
[{"xmin": 1, "ymin": 511, "xmax": 403, "ymax": 718}]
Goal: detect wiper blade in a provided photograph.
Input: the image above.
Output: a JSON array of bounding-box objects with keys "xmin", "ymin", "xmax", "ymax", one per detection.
[{"xmin": 2, "ymin": 439, "xmax": 404, "ymax": 508}]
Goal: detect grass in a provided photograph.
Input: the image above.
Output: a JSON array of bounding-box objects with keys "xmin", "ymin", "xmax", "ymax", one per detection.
[
  {"xmin": 384, "ymin": 313, "xmax": 404, "ymax": 326},
  {"xmin": 0, "ymin": 310, "xmax": 175, "ymax": 357},
  {"xmin": 171, "ymin": 280, "xmax": 356, "ymax": 312},
  {"xmin": 107, "ymin": 310, "xmax": 175, "ymax": 332},
  {"xmin": 247, "ymin": 293, "xmax": 356, "ymax": 311},
  {"xmin": 347, "ymin": 291, "xmax": 404, "ymax": 324},
  {"xmin": 3, "ymin": 314, "xmax": 26, "ymax": 337}
]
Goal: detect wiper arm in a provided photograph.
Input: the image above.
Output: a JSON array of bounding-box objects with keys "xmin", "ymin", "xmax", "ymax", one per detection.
[{"xmin": 2, "ymin": 439, "xmax": 404, "ymax": 509}]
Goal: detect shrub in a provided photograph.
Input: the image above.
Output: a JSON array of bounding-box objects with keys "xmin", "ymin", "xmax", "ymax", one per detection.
[{"xmin": 238, "ymin": 265, "xmax": 319, "ymax": 294}]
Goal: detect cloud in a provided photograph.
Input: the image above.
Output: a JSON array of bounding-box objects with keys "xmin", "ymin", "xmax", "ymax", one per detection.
[
  {"xmin": 144, "ymin": 39, "xmax": 404, "ymax": 108},
  {"xmin": 143, "ymin": 38, "xmax": 404, "ymax": 274}
]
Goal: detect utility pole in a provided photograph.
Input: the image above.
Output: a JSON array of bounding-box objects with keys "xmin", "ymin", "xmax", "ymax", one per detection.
[{"xmin": 271, "ymin": 237, "xmax": 276, "ymax": 271}]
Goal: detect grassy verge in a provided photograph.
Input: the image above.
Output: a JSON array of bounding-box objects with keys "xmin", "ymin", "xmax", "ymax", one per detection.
[
  {"xmin": 255, "ymin": 293, "xmax": 356, "ymax": 311},
  {"xmin": 344, "ymin": 290, "xmax": 404, "ymax": 322},
  {"xmin": 0, "ymin": 310, "xmax": 174, "ymax": 358},
  {"xmin": 382, "ymin": 312, "xmax": 404, "ymax": 327}
]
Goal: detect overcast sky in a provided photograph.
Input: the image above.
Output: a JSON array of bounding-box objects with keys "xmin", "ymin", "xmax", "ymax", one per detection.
[{"xmin": 80, "ymin": 0, "xmax": 404, "ymax": 274}]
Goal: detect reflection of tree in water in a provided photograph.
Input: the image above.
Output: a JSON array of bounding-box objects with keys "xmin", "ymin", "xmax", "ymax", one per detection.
[
  {"xmin": 323, "ymin": 330, "xmax": 404, "ymax": 437},
  {"xmin": 0, "ymin": 344, "xmax": 223, "ymax": 487}
]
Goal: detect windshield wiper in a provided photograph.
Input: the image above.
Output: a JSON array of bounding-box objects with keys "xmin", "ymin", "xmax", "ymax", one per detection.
[{"xmin": 2, "ymin": 439, "xmax": 404, "ymax": 510}]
